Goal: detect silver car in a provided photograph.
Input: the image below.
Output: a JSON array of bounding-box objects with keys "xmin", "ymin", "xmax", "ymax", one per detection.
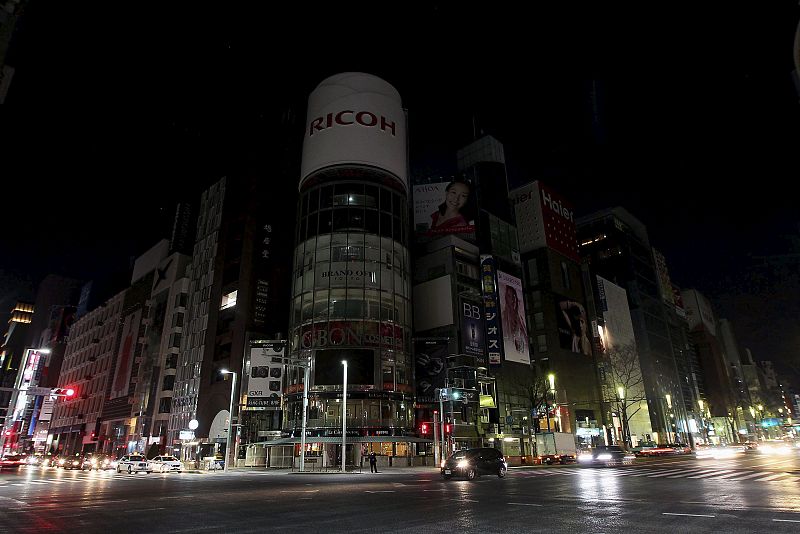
[
  {"xmin": 148, "ymin": 455, "xmax": 182, "ymax": 473},
  {"xmin": 116, "ymin": 454, "xmax": 151, "ymax": 474}
]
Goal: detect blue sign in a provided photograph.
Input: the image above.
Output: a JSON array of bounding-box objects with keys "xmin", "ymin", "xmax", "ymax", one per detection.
[{"xmin": 480, "ymin": 255, "xmax": 503, "ymax": 366}]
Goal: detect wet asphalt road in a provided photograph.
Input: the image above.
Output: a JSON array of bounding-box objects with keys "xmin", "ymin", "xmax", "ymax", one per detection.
[{"xmin": 1, "ymin": 452, "xmax": 800, "ymax": 533}]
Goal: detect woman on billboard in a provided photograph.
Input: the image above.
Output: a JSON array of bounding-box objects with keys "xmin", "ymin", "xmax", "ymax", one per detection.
[
  {"xmin": 501, "ymin": 284, "xmax": 528, "ymax": 355},
  {"xmin": 429, "ymin": 179, "xmax": 475, "ymax": 232},
  {"xmin": 560, "ymin": 301, "xmax": 592, "ymax": 355}
]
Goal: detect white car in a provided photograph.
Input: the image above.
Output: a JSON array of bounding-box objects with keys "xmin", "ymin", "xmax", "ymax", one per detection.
[
  {"xmin": 148, "ymin": 455, "xmax": 182, "ymax": 473},
  {"xmin": 116, "ymin": 454, "xmax": 151, "ymax": 474}
]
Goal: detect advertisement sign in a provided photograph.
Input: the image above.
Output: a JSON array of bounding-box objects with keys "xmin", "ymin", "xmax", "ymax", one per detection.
[
  {"xmin": 300, "ymin": 73, "xmax": 407, "ymax": 190},
  {"xmin": 497, "ymin": 271, "xmax": 530, "ymax": 365},
  {"xmin": 246, "ymin": 342, "xmax": 285, "ymax": 409},
  {"xmin": 512, "ymin": 181, "xmax": 579, "ymax": 261},
  {"xmin": 459, "ymin": 298, "xmax": 486, "ymax": 366},
  {"xmin": 557, "ymin": 299, "xmax": 591, "ymax": 356},
  {"xmin": 414, "ymin": 338, "xmax": 449, "ymax": 404},
  {"xmin": 299, "ymin": 321, "xmax": 404, "ymax": 351},
  {"xmin": 412, "ymin": 180, "xmax": 477, "ymax": 239},
  {"xmin": 480, "ymin": 255, "xmax": 503, "ymax": 366},
  {"xmin": 110, "ymin": 309, "xmax": 141, "ymax": 399}
]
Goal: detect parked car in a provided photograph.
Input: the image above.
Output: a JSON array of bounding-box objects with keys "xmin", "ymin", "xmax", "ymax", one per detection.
[
  {"xmin": 441, "ymin": 448, "xmax": 508, "ymax": 480},
  {"xmin": 148, "ymin": 455, "xmax": 182, "ymax": 473},
  {"xmin": 578, "ymin": 445, "xmax": 635, "ymax": 466},
  {"xmin": 116, "ymin": 453, "xmax": 151, "ymax": 474}
]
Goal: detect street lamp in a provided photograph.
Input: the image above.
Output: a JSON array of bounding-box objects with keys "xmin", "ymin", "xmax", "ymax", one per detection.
[
  {"xmin": 220, "ymin": 370, "xmax": 237, "ymax": 472},
  {"xmin": 341, "ymin": 360, "xmax": 347, "ymax": 473},
  {"xmin": 547, "ymin": 374, "xmax": 556, "ymax": 432},
  {"xmin": 617, "ymin": 386, "xmax": 629, "ymax": 448}
]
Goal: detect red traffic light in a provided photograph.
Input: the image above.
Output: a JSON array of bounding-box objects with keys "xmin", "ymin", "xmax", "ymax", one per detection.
[
  {"xmin": 421, "ymin": 423, "xmax": 429, "ymax": 434},
  {"xmin": 4, "ymin": 430, "xmax": 11, "ymax": 436},
  {"xmin": 65, "ymin": 388, "xmax": 75, "ymax": 397}
]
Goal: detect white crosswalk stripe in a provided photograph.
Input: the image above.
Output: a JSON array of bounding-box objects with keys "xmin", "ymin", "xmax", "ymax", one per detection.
[{"xmin": 519, "ymin": 466, "xmax": 800, "ymax": 482}]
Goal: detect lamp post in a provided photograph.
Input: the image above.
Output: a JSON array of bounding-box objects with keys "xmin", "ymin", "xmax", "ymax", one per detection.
[
  {"xmin": 341, "ymin": 360, "xmax": 347, "ymax": 473},
  {"xmin": 220, "ymin": 370, "xmax": 236, "ymax": 472},
  {"xmin": 299, "ymin": 357, "xmax": 310, "ymax": 472},
  {"xmin": 547, "ymin": 374, "xmax": 556, "ymax": 432},
  {"xmin": 617, "ymin": 386, "xmax": 627, "ymax": 447}
]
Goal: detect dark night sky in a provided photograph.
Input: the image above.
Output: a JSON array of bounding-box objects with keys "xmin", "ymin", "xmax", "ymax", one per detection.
[{"xmin": 2, "ymin": 4, "xmax": 799, "ymax": 384}]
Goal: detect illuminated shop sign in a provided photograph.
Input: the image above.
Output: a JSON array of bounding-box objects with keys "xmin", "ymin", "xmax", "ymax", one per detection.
[
  {"xmin": 480, "ymin": 255, "xmax": 503, "ymax": 366},
  {"xmin": 299, "ymin": 321, "xmax": 404, "ymax": 350}
]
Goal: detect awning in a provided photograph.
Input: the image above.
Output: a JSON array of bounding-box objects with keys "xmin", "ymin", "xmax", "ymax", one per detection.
[{"xmin": 249, "ymin": 436, "xmax": 434, "ymax": 447}]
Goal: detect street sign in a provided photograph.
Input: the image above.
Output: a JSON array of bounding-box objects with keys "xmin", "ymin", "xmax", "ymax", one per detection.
[{"xmin": 26, "ymin": 387, "xmax": 52, "ymax": 396}]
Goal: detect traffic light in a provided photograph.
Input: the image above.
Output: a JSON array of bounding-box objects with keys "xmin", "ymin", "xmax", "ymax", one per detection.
[
  {"xmin": 444, "ymin": 423, "xmax": 452, "ymax": 434},
  {"xmin": 53, "ymin": 388, "xmax": 76, "ymax": 397},
  {"xmin": 4, "ymin": 430, "xmax": 11, "ymax": 437},
  {"xmin": 419, "ymin": 422, "xmax": 432, "ymax": 435}
]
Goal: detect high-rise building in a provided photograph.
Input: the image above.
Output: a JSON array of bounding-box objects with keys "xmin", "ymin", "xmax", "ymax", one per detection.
[
  {"xmin": 578, "ymin": 207, "xmax": 691, "ymax": 445},
  {"xmin": 512, "ymin": 181, "xmax": 603, "ymax": 448},
  {"xmin": 274, "ymin": 73, "xmax": 416, "ymax": 469}
]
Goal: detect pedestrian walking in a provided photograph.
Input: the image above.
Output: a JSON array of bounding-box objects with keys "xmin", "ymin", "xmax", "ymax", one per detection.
[{"xmin": 369, "ymin": 451, "xmax": 378, "ymax": 473}]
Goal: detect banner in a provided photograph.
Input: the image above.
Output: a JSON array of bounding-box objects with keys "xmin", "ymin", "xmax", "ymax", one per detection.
[
  {"xmin": 497, "ymin": 271, "xmax": 530, "ymax": 364},
  {"xmin": 414, "ymin": 339, "xmax": 449, "ymax": 403},
  {"xmin": 246, "ymin": 342, "xmax": 285, "ymax": 408},
  {"xmin": 557, "ymin": 299, "xmax": 591, "ymax": 356},
  {"xmin": 413, "ymin": 180, "xmax": 477, "ymax": 239},
  {"xmin": 459, "ymin": 298, "xmax": 486, "ymax": 366},
  {"xmin": 110, "ymin": 309, "xmax": 141, "ymax": 399},
  {"xmin": 480, "ymin": 255, "xmax": 503, "ymax": 366}
]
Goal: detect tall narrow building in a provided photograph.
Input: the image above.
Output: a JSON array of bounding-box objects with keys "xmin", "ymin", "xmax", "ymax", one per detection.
[{"xmin": 279, "ymin": 73, "xmax": 416, "ymax": 469}]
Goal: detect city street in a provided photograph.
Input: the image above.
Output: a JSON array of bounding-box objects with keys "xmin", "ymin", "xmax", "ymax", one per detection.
[{"xmin": 1, "ymin": 452, "xmax": 799, "ymax": 533}]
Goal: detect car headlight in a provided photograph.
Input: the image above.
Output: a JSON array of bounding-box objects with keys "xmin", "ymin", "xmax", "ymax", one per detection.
[
  {"xmin": 578, "ymin": 454, "xmax": 593, "ymax": 462},
  {"xmin": 72, "ymin": 461, "xmax": 79, "ymax": 465},
  {"xmin": 58, "ymin": 459, "xmax": 66, "ymax": 465},
  {"xmin": 456, "ymin": 459, "xmax": 470, "ymax": 469},
  {"xmin": 597, "ymin": 454, "xmax": 612, "ymax": 460}
]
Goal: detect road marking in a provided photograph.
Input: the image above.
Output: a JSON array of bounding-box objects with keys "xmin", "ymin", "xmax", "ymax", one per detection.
[
  {"xmin": 279, "ymin": 490, "xmax": 319, "ymax": 493},
  {"xmin": 365, "ymin": 490, "xmax": 395, "ymax": 493},
  {"xmin": 664, "ymin": 470, "xmax": 717, "ymax": 479},
  {"xmin": 662, "ymin": 513, "xmax": 715, "ymax": 518},
  {"xmin": 758, "ymin": 473, "xmax": 788, "ymax": 481},
  {"xmin": 508, "ymin": 503, "xmax": 543, "ymax": 507},
  {"xmin": 124, "ymin": 507, "xmax": 166, "ymax": 513},
  {"xmin": 686, "ymin": 470, "xmax": 735, "ymax": 479},
  {"xmin": 772, "ymin": 519, "xmax": 800, "ymax": 523},
  {"xmin": 646, "ymin": 469, "xmax": 692, "ymax": 477},
  {"xmin": 0, "ymin": 495, "xmax": 27, "ymax": 506}
]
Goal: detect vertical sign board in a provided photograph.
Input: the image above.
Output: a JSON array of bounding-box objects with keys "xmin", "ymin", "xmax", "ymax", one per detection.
[
  {"xmin": 459, "ymin": 298, "xmax": 486, "ymax": 366},
  {"xmin": 480, "ymin": 255, "xmax": 503, "ymax": 366},
  {"xmin": 246, "ymin": 341, "xmax": 285, "ymax": 409}
]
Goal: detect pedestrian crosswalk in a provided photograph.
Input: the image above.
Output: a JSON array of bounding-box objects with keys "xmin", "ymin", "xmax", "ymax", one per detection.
[
  {"xmin": 0, "ymin": 471, "xmax": 198, "ymax": 487},
  {"xmin": 517, "ymin": 466, "xmax": 800, "ymax": 483}
]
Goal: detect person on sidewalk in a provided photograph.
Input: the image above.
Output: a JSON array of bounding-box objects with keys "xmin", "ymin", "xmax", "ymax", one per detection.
[{"xmin": 369, "ymin": 451, "xmax": 379, "ymax": 473}]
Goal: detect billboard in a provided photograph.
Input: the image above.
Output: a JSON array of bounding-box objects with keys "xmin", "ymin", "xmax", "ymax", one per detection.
[
  {"xmin": 497, "ymin": 271, "xmax": 530, "ymax": 365},
  {"xmin": 511, "ymin": 181, "xmax": 579, "ymax": 261},
  {"xmin": 110, "ymin": 309, "xmax": 141, "ymax": 399},
  {"xmin": 460, "ymin": 298, "xmax": 486, "ymax": 366},
  {"xmin": 300, "ymin": 72, "xmax": 407, "ymax": 190},
  {"xmin": 480, "ymin": 255, "xmax": 503, "ymax": 366},
  {"xmin": 556, "ymin": 299, "xmax": 591, "ymax": 356},
  {"xmin": 412, "ymin": 180, "xmax": 477, "ymax": 239},
  {"xmin": 415, "ymin": 338, "xmax": 449, "ymax": 404},
  {"xmin": 246, "ymin": 342, "xmax": 285, "ymax": 408}
]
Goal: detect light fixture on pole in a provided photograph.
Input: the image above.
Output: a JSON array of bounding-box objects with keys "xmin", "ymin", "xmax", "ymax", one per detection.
[
  {"xmin": 547, "ymin": 374, "xmax": 556, "ymax": 432},
  {"xmin": 300, "ymin": 355, "xmax": 311, "ymax": 472},
  {"xmin": 220, "ymin": 370, "xmax": 237, "ymax": 473},
  {"xmin": 341, "ymin": 360, "xmax": 347, "ymax": 473},
  {"xmin": 617, "ymin": 386, "xmax": 626, "ymax": 447}
]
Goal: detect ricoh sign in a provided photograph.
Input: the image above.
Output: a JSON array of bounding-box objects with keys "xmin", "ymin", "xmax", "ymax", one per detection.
[
  {"xmin": 512, "ymin": 181, "xmax": 579, "ymax": 261},
  {"xmin": 300, "ymin": 72, "xmax": 408, "ymax": 191}
]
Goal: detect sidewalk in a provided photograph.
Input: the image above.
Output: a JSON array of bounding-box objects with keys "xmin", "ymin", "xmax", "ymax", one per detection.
[{"xmin": 182, "ymin": 462, "xmax": 570, "ymax": 475}]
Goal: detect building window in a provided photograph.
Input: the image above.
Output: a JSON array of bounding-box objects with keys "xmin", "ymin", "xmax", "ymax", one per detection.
[
  {"xmin": 158, "ymin": 398, "xmax": 172, "ymax": 414},
  {"xmin": 162, "ymin": 375, "xmax": 175, "ymax": 391},
  {"xmin": 531, "ymin": 290, "xmax": 542, "ymax": 311},
  {"xmin": 560, "ymin": 262, "xmax": 570, "ymax": 289},
  {"xmin": 537, "ymin": 334, "xmax": 548, "ymax": 353},
  {"xmin": 533, "ymin": 312, "xmax": 544, "ymax": 330},
  {"xmin": 528, "ymin": 259, "xmax": 539, "ymax": 286},
  {"xmin": 220, "ymin": 290, "xmax": 238, "ymax": 310}
]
